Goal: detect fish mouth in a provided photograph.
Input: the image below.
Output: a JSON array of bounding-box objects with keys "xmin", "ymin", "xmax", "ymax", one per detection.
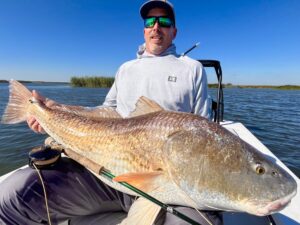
[{"xmin": 255, "ymin": 190, "xmax": 297, "ymax": 216}]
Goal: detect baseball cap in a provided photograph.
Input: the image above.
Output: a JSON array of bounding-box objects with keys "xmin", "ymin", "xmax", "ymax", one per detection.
[{"xmin": 140, "ymin": 0, "xmax": 175, "ymax": 26}]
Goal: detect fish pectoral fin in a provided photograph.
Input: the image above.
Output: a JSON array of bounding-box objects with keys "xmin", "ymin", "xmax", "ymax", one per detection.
[
  {"xmin": 129, "ymin": 96, "xmax": 164, "ymax": 117},
  {"xmin": 119, "ymin": 197, "xmax": 161, "ymax": 225},
  {"xmin": 113, "ymin": 171, "xmax": 163, "ymax": 192}
]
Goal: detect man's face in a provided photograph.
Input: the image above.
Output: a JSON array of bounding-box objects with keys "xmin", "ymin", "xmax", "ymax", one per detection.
[{"xmin": 144, "ymin": 8, "xmax": 177, "ymax": 55}]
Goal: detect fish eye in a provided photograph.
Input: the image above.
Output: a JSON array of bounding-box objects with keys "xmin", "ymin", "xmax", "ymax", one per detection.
[{"xmin": 256, "ymin": 165, "xmax": 265, "ymax": 175}]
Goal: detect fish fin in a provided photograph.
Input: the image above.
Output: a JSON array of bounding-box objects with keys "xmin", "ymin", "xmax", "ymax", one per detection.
[
  {"xmin": 129, "ymin": 96, "xmax": 164, "ymax": 117},
  {"xmin": 90, "ymin": 107, "xmax": 121, "ymax": 118},
  {"xmin": 113, "ymin": 171, "xmax": 163, "ymax": 192},
  {"xmin": 119, "ymin": 197, "xmax": 161, "ymax": 225},
  {"xmin": 1, "ymin": 80, "xmax": 32, "ymax": 124},
  {"xmin": 56, "ymin": 105, "xmax": 121, "ymax": 119},
  {"xmin": 176, "ymin": 186, "xmax": 223, "ymax": 223}
]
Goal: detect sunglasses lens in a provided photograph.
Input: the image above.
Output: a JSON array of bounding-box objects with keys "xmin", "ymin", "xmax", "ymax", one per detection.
[
  {"xmin": 158, "ymin": 17, "xmax": 173, "ymax": 27},
  {"xmin": 144, "ymin": 17, "xmax": 173, "ymax": 28},
  {"xmin": 144, "ymin": 17, "xmax": 156, "ymax": 28}
]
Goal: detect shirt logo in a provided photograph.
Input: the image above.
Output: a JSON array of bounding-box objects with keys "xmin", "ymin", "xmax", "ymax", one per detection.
[{"xmin": 168, "ymin": 76, "xmax": 177, "ymax": 82}]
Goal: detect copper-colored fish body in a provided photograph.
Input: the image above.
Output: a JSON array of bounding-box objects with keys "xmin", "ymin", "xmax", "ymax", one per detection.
[
  {"xmin": 1, "ymin": 80, "xmax": 297, "ymax": 217},
  {"xmin": 34, "ymin": 104, "xmax": 205, "ymax": 175}
]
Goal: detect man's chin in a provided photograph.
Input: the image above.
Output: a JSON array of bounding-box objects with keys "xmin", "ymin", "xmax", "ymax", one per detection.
[{"xmin": 149, "ymin": 45, "xmax": 165, "ymax": 55}]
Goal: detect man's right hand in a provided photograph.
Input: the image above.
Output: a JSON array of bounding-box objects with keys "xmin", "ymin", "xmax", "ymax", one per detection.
[
  {"xmin": 26, "ymin": 90, "xmax": 58, "ymax": 134},
  {"xmin": 27, "ymin": 116, "xmax": 45, "ymax": 133}
]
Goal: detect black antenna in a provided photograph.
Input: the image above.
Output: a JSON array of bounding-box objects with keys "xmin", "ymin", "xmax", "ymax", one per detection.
[{"xmin": 181, "ymin": 42, "xmax": 200, "ymax": 56}]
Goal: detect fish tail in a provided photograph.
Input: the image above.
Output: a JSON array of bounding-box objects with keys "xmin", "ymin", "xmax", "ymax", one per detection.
[{"xmin": 1, "ymin": 80, "xmax": 32, "ymax": 124}]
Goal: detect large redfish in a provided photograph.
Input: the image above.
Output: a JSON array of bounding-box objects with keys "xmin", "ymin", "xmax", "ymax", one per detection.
[{"xmin": 1, "ymin": 80, "xmax": 297, "ymax": 224}]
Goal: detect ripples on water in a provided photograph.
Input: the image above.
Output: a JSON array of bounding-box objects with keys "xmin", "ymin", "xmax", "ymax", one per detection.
[
  {"xmin": 0, "ymin": 83, "xmax": 299, "ymax": 177},
  {"xmin": 222, "ymin": 88, "xmax": 300, "ymax": 177}
]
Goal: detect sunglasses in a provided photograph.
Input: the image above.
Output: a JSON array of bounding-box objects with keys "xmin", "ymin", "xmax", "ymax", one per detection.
[{"xmin": 144, "ymin": 16, "xmax": 174, "ymax": 28}]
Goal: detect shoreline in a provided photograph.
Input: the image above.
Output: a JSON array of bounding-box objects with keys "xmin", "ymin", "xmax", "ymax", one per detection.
[
  {"xmin": 208, "ymin": 84, "xmax": 300, "ymax": 90},
  {"xmin": 0, "ymin": 80, "xmax": 69, "ymax": 85},
  {"xmin": 1, "ymin": 80, "xmax": 299, "ymax": 90}
]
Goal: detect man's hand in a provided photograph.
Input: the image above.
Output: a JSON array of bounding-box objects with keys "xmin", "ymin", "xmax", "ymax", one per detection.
[
  {"xmin": 27, "ymin": 116, "xmax": 45, "ymax": 133},
  {"xmin": 26, "ymin": 90, "xmax": 57, "ymax": 133}
]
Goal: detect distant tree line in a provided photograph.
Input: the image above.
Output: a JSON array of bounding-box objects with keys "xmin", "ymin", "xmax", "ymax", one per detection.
[
  {"xmin": 69, "ymin": 77, "xmax": 300, "ymax": 90},
  {"xmin": 70, "ymin": 76, "xmax": 114, "ymax": 88},
  {"xmin": 208, "ymin": 83, "xmax": 233, "ymax": 88},
  {"xmin": 235, "ymin": 85, "xmax": 300, "ymax": 90},
  {"xmin": 208, "ymin": 83, "xmax": 300, "ymax": 90}
]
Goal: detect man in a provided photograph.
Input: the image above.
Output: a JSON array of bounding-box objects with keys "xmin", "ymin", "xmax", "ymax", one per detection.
[
  {"xmin": 103, "ymin": 2, "xmax": 211, "ymax": 119},
  {"xmin": 0, "ymin": 1, "xmax": 221, "ymax": 224}
]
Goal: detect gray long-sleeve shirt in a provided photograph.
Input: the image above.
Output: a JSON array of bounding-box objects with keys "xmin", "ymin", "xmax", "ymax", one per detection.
[{"xmin": 103, "ymin": 44, "xmax": 211, "ymax": 118}]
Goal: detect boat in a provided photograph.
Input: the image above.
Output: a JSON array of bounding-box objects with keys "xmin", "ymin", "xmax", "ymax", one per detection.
[{"xmin": 0, "ymin": 60, "xmax": 299, "ymax": 225}]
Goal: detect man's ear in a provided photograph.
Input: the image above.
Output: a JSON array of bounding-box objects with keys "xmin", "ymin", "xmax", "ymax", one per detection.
[{"xmin": 172, "ymin": 27, "xmax": 177, "ymax": 40}]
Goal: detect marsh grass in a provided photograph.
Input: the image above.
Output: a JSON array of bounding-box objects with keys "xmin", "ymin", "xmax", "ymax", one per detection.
[{"xmin": 70, "ymin": 76, "xmax": 114, "ymax": 88}]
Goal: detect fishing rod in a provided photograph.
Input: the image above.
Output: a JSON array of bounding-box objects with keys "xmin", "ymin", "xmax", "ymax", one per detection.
[
  {"xmin": 100, "ymin": 168, "xmax": 202, "ymax": 225},
  {"xmin": 181, "ymin": 42, "xmax": 200, "ymax": 56},
  {"xmin": 57, "ymin": 146, "xmax": 204, "ymax": 225},
  {"xmin": 31, "ymin": 138, "xmax": 205, "ymax": 225}
]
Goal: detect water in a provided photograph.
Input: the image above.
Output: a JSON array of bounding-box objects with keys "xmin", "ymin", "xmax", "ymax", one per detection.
[
  {"xmin": 223, "ymin": 88, "xmax": 300, "ymax": 177},
  {"xmin": 0, "ymin": 83, "xmax": 299, "ymax": 177}
]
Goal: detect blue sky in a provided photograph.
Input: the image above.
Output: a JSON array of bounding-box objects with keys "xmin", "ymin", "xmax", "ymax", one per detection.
[{"xmin": 0, "ymin": 0, "xmax": 299, "ymax": 85}]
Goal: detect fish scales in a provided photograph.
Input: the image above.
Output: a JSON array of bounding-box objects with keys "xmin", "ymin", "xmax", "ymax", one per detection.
[
  {"xmin": 1, "ymin": 80, "xmax": 297, "ymax": 218},
  {"xmin": 35, "ymin": 105, "xmax": 207, "ymax": 175}
]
